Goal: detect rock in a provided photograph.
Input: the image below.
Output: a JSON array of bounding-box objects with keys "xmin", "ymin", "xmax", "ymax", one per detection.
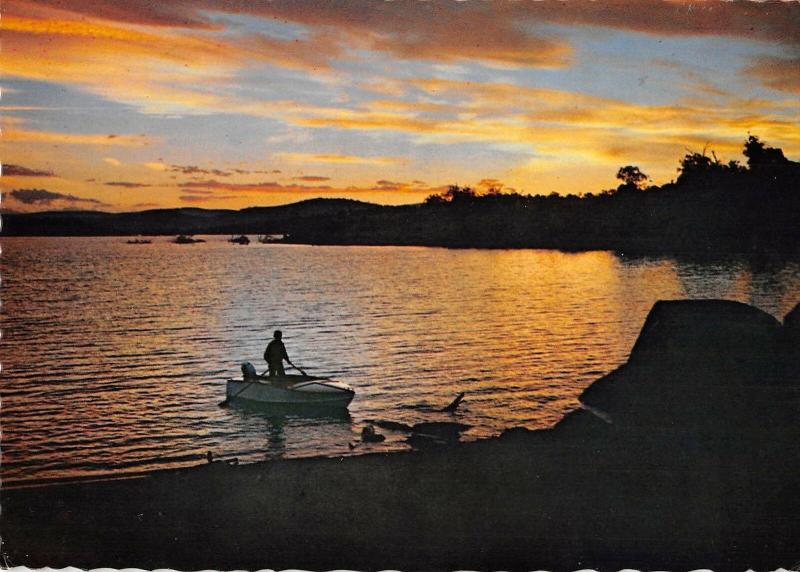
[
  {"xmin": 626, "ymin": 299, "xmax": 781, "ymax": 370},
  {"xmin": 783, "ymin": 302, "xmax": 800, "ymax": 346},
  {"xmin": 361, "ymin": 424, "xmax": 385, "ymax": 443},
  {"xmin": 784, "ymin": 302, "xmax": 800, "ymax": 331},
  {"xmin": 780, "ymin": 302, "xmax": 800, "ymax": 378},
  {"xmin": 406, "ymin": 421, "xmax": 471, "ymax": 448},
  {"xmin": 411, "ymin": 421, "xmax": 470, "ymax": 437},
  {"xmin": 579, "ymin": 299, "xmax": 786, "ymax": 430},
  {"xmin": 372, "ymin": 420, "xmax": 414, "ymax": 432},
  {"xmin": 498, "ymin": 426, "xmax": 536, "ymax": 441}
]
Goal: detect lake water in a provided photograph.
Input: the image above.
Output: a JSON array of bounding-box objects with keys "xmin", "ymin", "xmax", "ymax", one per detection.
[{"xmin": 2, "ymin": 237, "xmax": 798, "ymax": 487}]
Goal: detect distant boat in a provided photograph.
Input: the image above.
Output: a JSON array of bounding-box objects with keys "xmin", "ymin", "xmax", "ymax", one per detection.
[
  {"xmin": 126, "ymin": 238, "xmax": 152, "ymax": 244},
  {"xmin": 258, "ymin": 234, "xmax": 286, "ymax": 243},
  {"xmin": 173, "ymin": 234, "xmax": 205, "ymax": 244},
  {"xmin": 229, "ymin": 235, "xmax": 250, "ymax": 245}
]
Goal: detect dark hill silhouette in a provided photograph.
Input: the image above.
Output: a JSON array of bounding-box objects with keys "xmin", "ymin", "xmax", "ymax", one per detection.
[
  {"xmin": 3, "ymin": 198, "xmax": 380, "ymax": 238},
  {"xmin": 5, "ymin": 136, "xmax": 798, "ymax": 255}
]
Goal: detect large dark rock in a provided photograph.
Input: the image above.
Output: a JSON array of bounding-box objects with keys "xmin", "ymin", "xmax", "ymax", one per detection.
[
  {"xmin": 579, "ymin": 300, "xmax": 788, "ymax": 432},
  {"xmin": 783, "ymin": 302, "xmax": 800, "ymax": 331},
  {"xmin": 783, "ymin": 302, "xmax": 800, "ymax": 346}
]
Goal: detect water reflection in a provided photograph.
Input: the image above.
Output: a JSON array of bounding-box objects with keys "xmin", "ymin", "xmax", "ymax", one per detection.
[
  {"xmin": 228, "ymin": 401, "xmax": 353, "ymax": 460},
  {"xmin": 616, "ymin": 252, "xmax": 800, "ymax": 317}
]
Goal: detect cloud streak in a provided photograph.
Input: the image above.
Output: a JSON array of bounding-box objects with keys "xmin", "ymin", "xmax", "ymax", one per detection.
[
  {"xmin": 105, "ymin": 181, "xmax": 153, "ymax": 188},
  {"xmin": 178, "ymin": 178, "xmax": 444, "ymax": 196},
  {"xmin": 3, "ymin": 117, "xmax": 152, "ymax": 146},
  {"xmin": 275, "ymin": 153, "xmax": 400, "ymax": 165},
  {"xmin": 8, "ymin": 188, "xmax": 109, "ymax": 207},
  {"xmin": 3, "ymin": 164, "xmax": 55, "ymax": 177},
  {"xmin": 287, "ymin": 78, "xmax": 800, "ymax": 178},
  {"xmin": 292, "ymin": 176, "xmax": 331, "ymax": 182},
  {"xmin": 745, "ymin": 56, "xmax": 800, "ymax": 95}
]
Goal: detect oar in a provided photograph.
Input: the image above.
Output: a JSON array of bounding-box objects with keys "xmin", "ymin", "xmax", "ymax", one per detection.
[
  {"xmin": 288, "ymin": 362, "xmax": 307, "ymax": 376},
  {"xmin": 218, "ymin": 370, "xmax": 266, "ymax": 407}
]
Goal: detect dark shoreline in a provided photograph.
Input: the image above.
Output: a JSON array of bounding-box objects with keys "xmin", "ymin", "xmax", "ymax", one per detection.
[
  {"xmin": 3, "ymin": 299, "xmax": 799, "ymax": 570},
  {"xmin": 5, "ymin": 232, "xmax": 800, "ymax": 262}
]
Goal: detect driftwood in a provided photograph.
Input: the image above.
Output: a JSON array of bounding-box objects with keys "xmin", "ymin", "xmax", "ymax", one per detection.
[{"xmin": 441, "ymin": 392, "xmax": 465, "ymax": 412}]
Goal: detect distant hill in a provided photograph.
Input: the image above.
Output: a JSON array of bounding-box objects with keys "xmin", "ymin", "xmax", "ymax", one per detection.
[{"xmin": 2, "ymin": 198, "xmax": 382, "ymax": 237}]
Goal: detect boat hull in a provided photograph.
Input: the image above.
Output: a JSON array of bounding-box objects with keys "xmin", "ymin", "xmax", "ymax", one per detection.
[{"xmin": 226, "ymin": 376, "xmax": 354, "ymax": 407}]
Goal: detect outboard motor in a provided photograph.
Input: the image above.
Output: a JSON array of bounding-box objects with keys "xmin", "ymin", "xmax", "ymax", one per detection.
[{"xmin": 241, "ymin": 361, "xmax": 258, "ymax": 380}]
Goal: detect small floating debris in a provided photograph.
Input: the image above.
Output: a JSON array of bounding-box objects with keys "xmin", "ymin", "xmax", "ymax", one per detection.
[
  {"xmin": 258, "ymin": 234, "xmax": 286, "ymax": 243},
  {"xmin": 400, "ymin": 392, "xmax": 467, "ymax": 413},
  {"xmin": 229, "ymin": 235, "xmax": 250, "ymax": 245},
  {"xmin": 126, "ymin": 238, "xmax": 152, "ymax": 244},
  {"xmin": 206, "ymin": 451, "xmax": 239, "ymax": 466}
]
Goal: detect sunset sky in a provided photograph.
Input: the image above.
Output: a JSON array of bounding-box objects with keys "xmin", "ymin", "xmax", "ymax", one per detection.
[{"xmin": 2, "ymin": 0, "xmax": 799, "ymax": 212}]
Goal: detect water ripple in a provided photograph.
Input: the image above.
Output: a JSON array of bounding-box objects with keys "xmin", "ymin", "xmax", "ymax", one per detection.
[{"xmin": 2, "ymin": 237, "xmax": 798, "ymax": 487}]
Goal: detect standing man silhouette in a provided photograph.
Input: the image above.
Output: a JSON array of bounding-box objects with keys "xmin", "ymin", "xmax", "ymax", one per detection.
[{"xmin": 264, "ymin": 330, "xmax": 294, "ymax": 377}]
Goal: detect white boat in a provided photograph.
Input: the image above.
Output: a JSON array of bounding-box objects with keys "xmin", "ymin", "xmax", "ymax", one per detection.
[{"xmin": 225, "ymin": 374, "xmax": 355, "ymax": 407}]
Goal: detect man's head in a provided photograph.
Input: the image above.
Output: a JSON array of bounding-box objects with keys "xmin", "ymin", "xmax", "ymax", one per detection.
[{"xmin": 274, "ymin": 330, "xmax": 282, "ymax": 340}]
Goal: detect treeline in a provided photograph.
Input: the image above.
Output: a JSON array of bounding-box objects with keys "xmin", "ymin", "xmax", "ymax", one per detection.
[
  {"xmin": 287, "ymin": 135, "xmax": 799, "ymax": 254},
  {"xmin": 423, "ymin": 135, "xmax": 796, "ymax": 203}
]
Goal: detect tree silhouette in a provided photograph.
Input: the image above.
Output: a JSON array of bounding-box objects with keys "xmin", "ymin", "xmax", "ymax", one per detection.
[
  {"xmin": 425, "ymin": 185, "xmax": 477, "ymax": 204},
  {"xmin": 616, "ymin": 166, "xmax": 648, "ymax": 189},
  {"xmin": 744, "ymin": 135, "xmax": 788, "ymax": 170}
]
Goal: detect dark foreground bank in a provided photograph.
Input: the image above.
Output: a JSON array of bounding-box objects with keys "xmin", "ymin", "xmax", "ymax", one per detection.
[{"xmin": 2, "ymin": 300, "xmax": 799, "ymax": 570}]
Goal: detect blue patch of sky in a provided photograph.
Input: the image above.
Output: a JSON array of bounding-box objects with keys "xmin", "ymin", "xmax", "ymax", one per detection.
[
  {"xmin": 269, "ymin": 124, "xmax": 415, "ymax": 158},
  {"xmin": 261, "ymin": 119, "xmax": 527, "ymax": 185},
  {"xmin": 1, "ymin": 77, "xmax": 159, "ymax": 137},
  {"xmin": 199, "ymin": 10, "xmax": 310, "ymax": 41},
  {"xmin": 2, "ymin": 78, "xmax": 126, "ymax": 123},
  {"xmin": 336, "ymin": 47, "xmax": 481, "ymax": 85},
  {"xmin": 230, "ymin": 65, "xmax": 349, "ymax": 108},
  {"xmin": 406, "ymin": 140, "xmax": 530, "ymax": 188},
  {"xmin": 0, "ymin": 77, "xmax": 289, "ymax": 165},
  {"xmin": 495, "ymin": 23, "xmax": 789, "ymax": 106}
]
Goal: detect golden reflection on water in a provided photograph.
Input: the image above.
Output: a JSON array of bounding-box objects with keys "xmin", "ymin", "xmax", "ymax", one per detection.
[{"xmin": 1, "ymin": 237, "xmax": 798, "ymax": 486}]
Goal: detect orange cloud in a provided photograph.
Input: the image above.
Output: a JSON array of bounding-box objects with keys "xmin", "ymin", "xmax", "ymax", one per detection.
[
  {"xmin": 281, "ymin": 77, "xmax": 800, "ymax": 188},
  {"xmin": 105, "ymin": 181, "xmax": 153, "ymax": 188},
  {"xmin": 7, "ymin": 0, "xmax": 797, "ymax": 122},
  {"xmin": 275, "ymin": 153, "xmax": 400, "ymax": 166},
  {"xmin": 292, "ymin": 176, "xmax": 331, "ymax": 182},
  {"xmin": 529, "ymin": 0, "xmax": 800, "ymax": 47},
  {"xmin": 7, "ymin": 0, "xmax": 573, "ymax": 71},
  {"xmin": 2, "ymin": 9, "xmax": 348, "ymax": 115},
  {"xmin": 178, "ymin": 178, "xmax": 443, "ymax": 197},
  {"xmin": 3, "ymin": 124, "xmax": 151, "ymax": 147},
  {"xmin": 12, "ymin": 0, "xmax": 800, "ymax": 50},
  {"xmin": 745, "ymin": 56, "xmax": 800, "ymax": 95}
]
